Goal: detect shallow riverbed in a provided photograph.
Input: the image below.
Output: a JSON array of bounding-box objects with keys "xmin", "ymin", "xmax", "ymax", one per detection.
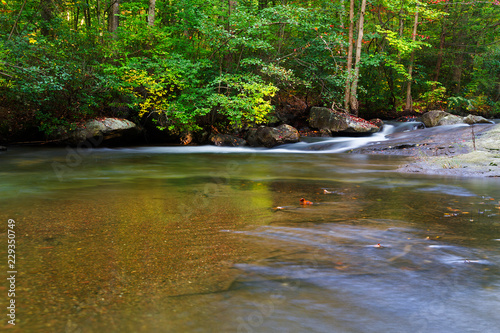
[{"xmin": 1, "ymin": 139, "xmax": 500, "ymax": 332}]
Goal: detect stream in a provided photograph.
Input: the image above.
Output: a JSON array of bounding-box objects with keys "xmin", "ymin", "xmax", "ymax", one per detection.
[{"xmin": 1, "ymin": 122, "xmax": 500, "ymax": 332}]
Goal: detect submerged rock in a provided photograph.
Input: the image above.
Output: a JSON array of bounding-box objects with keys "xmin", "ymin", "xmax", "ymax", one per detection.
[
  {"xmin": 308, "ymin": 107, "xmax": 380, "ymax": 134},
  {"xmin": 246, "ymin": 124, "xmax": 300, "ymax": 147}
]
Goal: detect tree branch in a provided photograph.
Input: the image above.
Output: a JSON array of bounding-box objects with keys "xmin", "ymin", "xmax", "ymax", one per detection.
[{"xmin": 8, "ymin": 0, "xmax": 28, "ymax": 40}]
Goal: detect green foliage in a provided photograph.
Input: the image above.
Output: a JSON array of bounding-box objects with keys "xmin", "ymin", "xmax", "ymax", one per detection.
[
  {"xmin": 447, "ymin": 96, "xmax": 473, "ymax": 115},
  {"xmin": 1, "ymin": 32, "xmax": 116, "ymax": 135},
  {"xmin": 1, "ymin": 0, "xmax": 499, "ymax": 142},
  {"xmin": 413, "ymin": 81, "xmax": 447, "ymax": 112},
  {"xmin": 376, "ymin": 25, "xmax": 429, "ymax": 57},
  {"xmin": 204, "ymin": 73, "xmax": 278, "ymax": 129},
  {"xmin": 109, "ymin": 55, "xmax": 213, "ymax": 133}
]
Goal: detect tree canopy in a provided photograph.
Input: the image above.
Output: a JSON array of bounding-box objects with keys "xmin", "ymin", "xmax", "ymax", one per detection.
[{"xmin": 1, "ymin": 0, "xmax": 499, "ymax": 140}]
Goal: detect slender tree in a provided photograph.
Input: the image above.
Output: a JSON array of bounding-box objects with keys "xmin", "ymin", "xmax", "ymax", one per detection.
[
  {"xmin": 40, "ymin": 0, "xmax": 56, "ymax": 36},
  {"xmin": 349, "ymin": 0, "xmax": 367, "ymax": 116},
  {"xmin": 405, "ymin": 5, "xmax": 418, "ymax": 111},
  {"xmin": 147, "ymin": 0, "xmax": 156, "ymax": 26},
  {"xmin": 342, "ymin": 0, "xmax": 355, "ymax": 112},
  {"xmin": 108, "ymin": 0, "xmax": 119, "ymax": 32}
]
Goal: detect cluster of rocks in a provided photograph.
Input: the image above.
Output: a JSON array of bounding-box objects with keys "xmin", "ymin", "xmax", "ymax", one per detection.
[
  {"xmin": 208, "ymin": 124, "xmax": 301, "ymax": 148},
  {"xmin": 47, "ymin": 106, "xmax": 384, "ymax": 148},
  {"xmin": 422, "ymin": 110, "xmax": 493, "ymax": 127},
  {"xmin": 40, "ymin": 109, "xmax": 493, "ymax": 149}
]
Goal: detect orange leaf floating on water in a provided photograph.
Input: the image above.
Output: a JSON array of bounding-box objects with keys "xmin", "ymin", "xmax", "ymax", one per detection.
[
  {"xmin": 300, "ymin": 198, "xmax": 313, "ymax": 205},
  {"xmin": 444, "ymin": 213, "xmax": 459, "ymax": 217}
]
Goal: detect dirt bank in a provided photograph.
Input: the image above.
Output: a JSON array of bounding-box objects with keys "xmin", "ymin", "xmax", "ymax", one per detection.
[{"xmin": 350, "ymin": 123, "xmax": 500, "ymax": 177}]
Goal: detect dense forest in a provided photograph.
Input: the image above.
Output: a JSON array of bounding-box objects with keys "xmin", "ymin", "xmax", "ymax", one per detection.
[{"xmin": 0, "ymin": 0, "xmax": 499, "ymax": 142}]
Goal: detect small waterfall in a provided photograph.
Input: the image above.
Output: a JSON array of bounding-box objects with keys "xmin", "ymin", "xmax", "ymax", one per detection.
[
  {"xmin": 104, "ymin": 121, "xmax": 426, "ymax": 155},
  {"xmin": 273, "ymin": 121, "xmax": 424, "ymax": 153}
]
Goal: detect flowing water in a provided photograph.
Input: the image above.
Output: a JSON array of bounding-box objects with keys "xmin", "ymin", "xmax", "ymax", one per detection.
[{"xmin": 1, "ymin": 123, "xmax": 500, "ymax": 333}]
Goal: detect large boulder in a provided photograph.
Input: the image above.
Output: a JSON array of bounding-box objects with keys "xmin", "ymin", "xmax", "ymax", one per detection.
[
  {"xmin": 308, "ymin": 107, "xmax": 380, "ymax": 134},
  {"xmin": 209, "ymin": 134, "xmax": 247, "ymax": 147},
  {"xmin": 246, "ymin": 124, "xmax": 300, "ymax": 147},
  {"xmin": 422, "ymin": 110, "xmax": 462, "ymax": 127},
  {"xmin": 55, "ymin": 118, "xmax": 141, "ymax": 145}
]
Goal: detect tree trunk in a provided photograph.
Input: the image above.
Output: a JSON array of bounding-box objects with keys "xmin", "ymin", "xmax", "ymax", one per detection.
[
  {"xmin": 84, "ymin": 0, "xmax": 91, "ymax": 28},
  {"xmin": 433, "ymin": 4, "xmax": 449, "ymax": 82},
  {"xmin": 452, "ymin": 45, "xmax": 465, "ymax": 95},
  {"xmin": 342, "ymin": 0, "xmax": 355, "ymax": 112},
  {"xmin": 433, "ymin": 24, "xmax": 446, "ymax": 82},
  {"xmin": 405, "ymin": 6, "xmax": 419, "ymax": 111},
  {"xmin": 147, "ymin": 0, "xmax": 155, "ymax": 26},
  {"xmin": 108, "ymin": 0, "xmax": 119, "ymax": 33},
  {"xmin": 349, "ymin": 0, "xmax": 367, "ymax": 116},
  {"xmin": 40, "ymin": 0, "xmax": 55, "ymax": 36},
  {"xmin": 75, "ymin": 7, "xmax": 79, "ymax": 30}
]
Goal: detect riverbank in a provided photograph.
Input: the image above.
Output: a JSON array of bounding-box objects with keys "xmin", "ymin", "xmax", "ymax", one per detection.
[{"xmin": 351, "ymin": 122, "xmax": 500, "ymax": 177}]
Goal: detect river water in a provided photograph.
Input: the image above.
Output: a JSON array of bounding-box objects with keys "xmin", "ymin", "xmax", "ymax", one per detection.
[{"xmin": 1, "ymin": 123, "xmax": 500, "ymax": 333}]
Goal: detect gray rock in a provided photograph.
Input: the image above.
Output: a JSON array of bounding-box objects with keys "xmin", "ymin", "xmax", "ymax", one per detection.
[
  {"xmin": 421, "ymin": 110, "xmax": 448, "ymax": 127},
  {"xmin": 309, "ymin": 107, "xmax": 380, "ymax": 134},
  {"xmin": 463, "ymin": 114, "xmax": 494, "ymax": 125},
  {"xmin": 439, "ymin": 114, "xmax": 463, "ymax": 126},
  {"xmin": 246, "ymin": 124, "xmax": 300, "ymax": 147},
  {"xmin": 209, "ymin": 134, "xmax": 247, "ymax": 147},
  {"xmin": 54, "ymin": 118, "xmax": 141, "ymax": 145},
  {"xmin": 422, "ymin": 110, "xmax": 463, "ymax": 127}
]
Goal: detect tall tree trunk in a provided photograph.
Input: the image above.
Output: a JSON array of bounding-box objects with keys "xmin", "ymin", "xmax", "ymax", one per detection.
[
  {"xmin": 84, "ymin": 0, "xmax": 91, "ymax": 28},
  {"xmin": 108, "ymin": 0, "xmax": 119, "ymax": 33},
  {"xmin": 96, "ymin": 0, "xmax": 101, "ymax": 26},
  {"xmin": 342, "ymin": 0, "xmax": 355, "ymax": 112},
  {"xmin": 349, "ymin": 0, "xmax": 367, "ymax": 116},
  {"xmin": 405, "ymin": 6, "xmax": 419, "ymax": 111},
  {"xmin": 433, "ymin": 24, "xmax": 446, "ymax": 82},
  {"xmin": 452, "ymin": 45, "xmax": 465, "ymax": 95},
  {"xmin": 147, "ymin": 0, "xmax": 155, "ymax": 26},
  {"xmin": 75, "ymin": 7, "xmax": 79, "ymax": 30},
  {"xmin": 433, "ymin": 4, "xmax": 449, "ymax": 82}
]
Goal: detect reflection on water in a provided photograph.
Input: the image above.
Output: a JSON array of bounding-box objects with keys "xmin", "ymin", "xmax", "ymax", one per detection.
[{"xmin": 1, "ymin": 145, "xmax": 500, "ymax": 333}]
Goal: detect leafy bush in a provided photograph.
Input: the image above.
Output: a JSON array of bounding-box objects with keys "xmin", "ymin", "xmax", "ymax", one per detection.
[
  {"xmin": 413, "ymin": 81, "xmax": 447, "ymax": 112},
  {"xmin": 1, "ymin": 33, "xmax": 118, "ymax": 135},
  {"xmin": 447, "ymin": 96, "xmax": 473, "ymax": 115}
]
